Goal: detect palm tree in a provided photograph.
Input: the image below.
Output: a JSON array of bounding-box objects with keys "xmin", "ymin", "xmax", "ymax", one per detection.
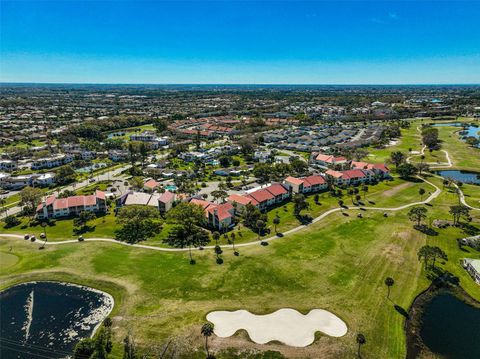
[
  {"xmin": 273, "ymin": 214, "xmax": 280, "ymax": 233},
  {"xmin": 384, "ymin": 277, "xmax": 394, "ymax": 299},
  {"xmin": 356, "ymin": 333, "xmax": 366, "ymax": 358},
  {"xmin": 256, "ymin": 220, "xmax": 265, "ymax": 243},
  {"xmin": 362, "ymin": 185, "xmax": 368, "ymax": 200},
  {"xmin": 229, "ymin": 232, "xmax": 239, "ymax": 256},
  {"xmin": 419, "ymin": 188, "xmax": 426, "ymax": 201},
  {"xmin": 201, "ymin": 323, "xmax": 214, "ymax": 358}
]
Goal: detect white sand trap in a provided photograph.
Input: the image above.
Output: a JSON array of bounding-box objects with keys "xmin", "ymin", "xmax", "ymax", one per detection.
[
  {"xmin": 206, "ymin": 308, "xmax": 347, "ymax": 347},
  {"xmin": 410, "ymin": 150, "xmax": 420, "ymax": 154}
]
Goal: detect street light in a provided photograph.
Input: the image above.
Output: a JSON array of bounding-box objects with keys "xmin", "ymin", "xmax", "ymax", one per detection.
[{"xmin": 40, "ymin": 221, "xmax": 48, "ymax": 249}]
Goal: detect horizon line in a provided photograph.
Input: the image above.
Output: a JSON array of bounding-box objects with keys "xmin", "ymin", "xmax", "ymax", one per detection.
[{"xmin": 2, "ymin": 82, "xmax": 480, "ymax": 87}]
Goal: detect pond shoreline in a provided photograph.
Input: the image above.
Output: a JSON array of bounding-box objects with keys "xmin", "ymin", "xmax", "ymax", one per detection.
[
  {"xmin": 0, "ymin": 280, "xmax": 115, "ymax": 358},
  {"xmin": 405, "ymin": 281, "xmax": 480, "ymax": 359}
]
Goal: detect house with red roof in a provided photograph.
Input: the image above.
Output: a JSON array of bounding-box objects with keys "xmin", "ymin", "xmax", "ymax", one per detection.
[
  {"xmin": 246, "ymin": 188, "xmax": 276, "ymax": 211},
  {"xmin": 325, "ymin": 169, "xmax": 372, "ymax": 186},
  {"xmin": 226, "ymin": 193, "xmax": 259, "ymax": 211},
  {"xmin": 265, "ymin": 183, "xmax": 290, "ymax": 203},
  {"xmin": 190, "ymin": 198, "xmax": 235, "ymax": 231},
  {"xmin": 350, "ymin": 161, "xmax": 390, "ymax": 178},
  {"xmin": 143, "ymin": 179, "xmax": 160, "ymax": 192},
  {"xmin": 36, "ymin": 190, "xmax": 106, "ymax": 219},
  {"xmin": 158, "ymin": 191, "xmax": 176, "ymax": 213},
  {"xmin": 313, "ymin": 153, "xmax": 348, "ymax": 168},
  {"xmin": 284, "ymin": 175, "xmax": 328, "ymax": 194}
]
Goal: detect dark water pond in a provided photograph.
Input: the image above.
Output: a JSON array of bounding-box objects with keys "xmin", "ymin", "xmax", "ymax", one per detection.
[
  {"xmin": 0, "ymin": 281, "xmax": 113, "ymax": 358},
  {"xmin": 420, "ymin": 292, "xmax": 480, "ymax": 359},
  {"xmin": 436, "ymin": 170, "xmax": 480, "ymax": 185}
]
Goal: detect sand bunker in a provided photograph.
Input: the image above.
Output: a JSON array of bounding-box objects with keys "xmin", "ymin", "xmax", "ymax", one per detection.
[{"xmin": 206, "ymin": 308, "xmax": 347, "ymax": 347}]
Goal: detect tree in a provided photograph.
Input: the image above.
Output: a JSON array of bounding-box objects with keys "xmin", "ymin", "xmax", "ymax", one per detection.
[
  {"xmin": 384, "ymin": 277, "xmax": 394, "ymax": 299},
  {"xmin": 242, "ymin": 203, "xmax": 267, "ymax": 230},
  {"xmin": 418, "ymin": 188, "xmax": 426, "ymax": 201},
  {"xmin": 165, "ymin": 202, "xmax": 210, "ymax": 263},
  {"xmin": 397, "ymin": 163, "xmax": 418, "ymax": 179},
  {"xmin": 115, "ymin": 205, "xmax": 162, "ymax": 243},
  {"xmin": 139, "ymin": 142, "xmax": 149, "ymax": 168},
  {"xmin": 449, "ymin": 205, "xmax": 470, "ymax": 226},
  {"xmin": 55, "ymin": 165, "xmax": 77, "ymax": 185},
  {"xmin": 416, "ymin": 162, "xmax": 430, "ymax": 175},
  {"xmin": 164, "ymin": 224, "xmax": 209, "ymax": 263},
  {"xmin": 239, "ymin": 137, "xmax": 254, "ymax": 156},
  {"xmin": 362, "ymin": 185, "xmax": 369, "ymax": 200},
  {"xmin": 417, "ymin": 245, "xmax": 447, "ymax": 269},
  {"xmin": 167, "ymin": 202, "xmax": 206, "ymax": 228},
  {"xmin": 256, "ymin": 219, "xmax": 266, "ymax": 242},
  {"xmin": 293, "ymin": 194, "xmax": 309, "ymax": 217},
  {"xmin": 356, "ymin": 333, "xmax": 366, "ymax": 358},
  {"xmin": 201, "ymin": 323, "xmax": 214, "ymax": 358},
  {"xmin": 4, "ymin": 215, "xmax": 21, "ymax": 228},
  {"xmin": 153, "ymin": 118, "xmax": 168, "ymax": 134},
  {"xmin": 218, "ymin": 155, "xmax": 231, "ymax": 168},
  {"xmin": 129, "ymin": 176, "xmax": 144, "ymax": 190},
  {"xmin": 20, "ymin": 186, "xmax": 43, "ymax": 217},
  {"xmin": 229, "ymin": 232, "xmax": 238, "ymax": 256},
  {"xmin": 273, "ymin": 214, "xmax": 280, "ymax": 233},
  {"xmin": 73, "ymin": 210, "xmax": 96, "ymax": 230},
  {"xmin": 390, "ymin": 151, "xmax": 405, "ymax": 167},
  {"xmin": 123, "ymin": 333, "xmax": 136, "ymax": 359},
  {"xmin": 211, "ymin": 189, "xmax": 228, "ymax": 203},
  {"xmin": 212, "ymin": 231, "xmax": 220, "ymax": 246},
  {"xmin": 408, "ymin": 206, "xmax": 427, "ymax": 227},
  {"xmin": 314, "ymin": 193, "xmax": 320, "ymax": 204},
  {"xmin": 74, "ymin": 338, "xmax": 95, "ymax": 359},
  {"xmin": 253, "ymin": 163, "xmax": 272, "ymax": 183},
  {"xmin": 422, "ymin": 127, "xmax": 440, "ymax": 149}
]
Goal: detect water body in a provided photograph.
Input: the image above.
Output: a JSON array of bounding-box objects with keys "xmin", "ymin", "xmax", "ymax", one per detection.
[
  {"xmin": 420, "ymin": 292, "xmax": 480, "ymax": 359},
  {"xmin": 436, "ymin": 170, "xmax": 480, "ymax": 185},
  {"xmin": 432, "ymin": 122, "xmax": 480, "ymax": 145},
  {"xmin": 0, "ymin": 281, "xmax": 113, "ymax": 359}
]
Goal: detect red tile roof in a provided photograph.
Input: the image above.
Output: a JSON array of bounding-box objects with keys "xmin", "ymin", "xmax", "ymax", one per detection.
[
  {"xmin": 144, "ymin": 179, "xmax": 159, "ymax": 189},
  {"xmin": 158, "ymin": 190, "xmax": 175, "ymax": 203},
  {"xmin": 227, "ymin": 194, "xmax": 258, "ymax": 206},
  {"xmin": 285, "ymin": 176, "xmax": 304, "ymax": 186},
  {"xmin": 207, "ymin": 203, "xmax": 234, "ymax": 221},
  {"xmin": 303, "ymin": 175, "xmax": 326, "ymax": 186},
  {"xmin": 246, "ymin": 189, "xmax": 275, "ymax": 203},
  {"xmin": 265, "ymin": 183, "xmax": 288, "ymax": 197}
]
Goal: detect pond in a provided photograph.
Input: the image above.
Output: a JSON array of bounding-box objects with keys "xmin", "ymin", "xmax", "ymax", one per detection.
[
  {"xmin": 419, "ymin": 292, "xmax": 480, "ymax": 359},
  {"xmin": 436, "ymin": 170, "xmax": 480, "ymax": 185},
  {"xmin": 0, "ymin": 281, "xmax": 114, "ymax": 358},
  {"xmin": 75, "ymin": 162, "xmax": 108, "ymax": 173},
  {"xmin": 107, "ymin": 131, "xmax": 126, "ymax": 139}
]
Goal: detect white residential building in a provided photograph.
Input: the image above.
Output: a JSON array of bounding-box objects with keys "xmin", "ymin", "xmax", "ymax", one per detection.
[{"xmin": 31, "ymin": 154, "xmax": 74, "ymax": 170}]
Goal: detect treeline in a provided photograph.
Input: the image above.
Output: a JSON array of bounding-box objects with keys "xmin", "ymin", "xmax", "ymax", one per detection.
[{"xmin": 67, "ymin": 116, "xmax": 153, "ymax": 140}]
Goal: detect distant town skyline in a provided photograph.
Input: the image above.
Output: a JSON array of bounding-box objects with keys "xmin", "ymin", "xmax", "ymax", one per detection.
[{"xmin": 1, "ymin": 1, "xmax": 479, "ymax": 84}]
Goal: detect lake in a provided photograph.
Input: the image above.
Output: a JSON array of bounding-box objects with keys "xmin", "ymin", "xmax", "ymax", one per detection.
[
  {"xmin": 436, "ymin": 170, "xmax": 480, "ymax": 185},
  {"xmin": 420, "ymin": 292, "xmax": 480, "ymax": 359},
  {"xmin": 0, "ymin": 281, "xmax": 113, "ymax": 358}
]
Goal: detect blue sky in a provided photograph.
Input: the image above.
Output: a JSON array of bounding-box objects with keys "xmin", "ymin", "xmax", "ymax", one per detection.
[{"xmin": 1, "ymin": 1, "xmax": 479, "ymax": 84}]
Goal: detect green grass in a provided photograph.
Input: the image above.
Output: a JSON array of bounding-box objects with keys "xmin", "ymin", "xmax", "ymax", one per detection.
[
  {"xmin": 1, "ymin": 186, "xmax": 478, "ymax": 358},
  {"xmin": 1, "ymin": 118, "xmax": 479, "ymax": 358}
]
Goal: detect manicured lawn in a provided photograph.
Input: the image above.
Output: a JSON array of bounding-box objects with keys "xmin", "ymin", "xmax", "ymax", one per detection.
[
  {"xmin": 1, "ymin": 186, "xmax": 478, "ymax": 358},
  {"xmin": 461, "ymin": 183, "xmax": 480, "ymax": 208},
  {"xmin": 435, "ymin": 124, "xmax": 480, "ymax": 171}
]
